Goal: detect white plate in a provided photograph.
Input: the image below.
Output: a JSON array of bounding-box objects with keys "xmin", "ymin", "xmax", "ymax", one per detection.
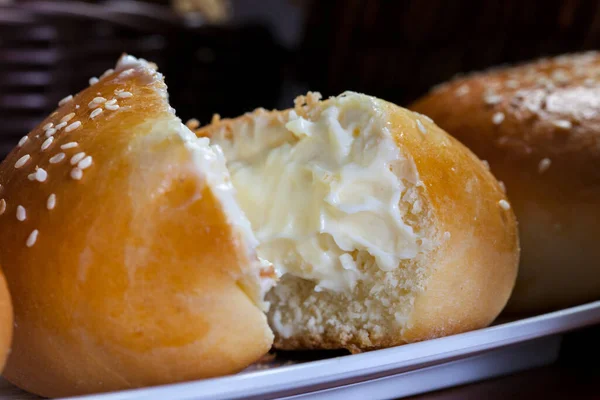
[{"xmin": 2, "ymin": 301, "xmax": 599, "ymax": 400}]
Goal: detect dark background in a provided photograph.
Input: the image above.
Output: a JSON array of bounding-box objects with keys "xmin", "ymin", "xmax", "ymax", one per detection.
[
  {"xmin": 1, "ymin": 1, "xmax": 600, "ymax": 397},
  {"xmin": 3, "ymin": 0, "xmax": 600, "ymax": 156}
]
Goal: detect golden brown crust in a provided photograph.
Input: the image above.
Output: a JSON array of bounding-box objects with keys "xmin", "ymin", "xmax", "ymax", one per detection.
[
  {"xmin": 197, "ymin": 93, "xmax": 519, "ymax": 351},
  {"xmin": 412, "ymin": 51, "xmax": 600, "ymax": 313},
  {"xmin": 0, "ymin": 270, "xmax": 13, "ymax": 372},
  {"xmin": 383, "ymin": 104, "xmax": 519, "ymax": 342},
  {"xmin": 0, "ymin": 58, "xmax": 272, "ymax": 397}
]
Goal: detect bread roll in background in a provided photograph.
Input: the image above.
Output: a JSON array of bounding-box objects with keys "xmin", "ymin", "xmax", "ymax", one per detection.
[
  {"xmin": 0, "ymin": 55, "xmax": 274, "ymax": 398},
  {"xmin": 195, "ymin": 92, "xmax": 519, "ymax": 352},
  {"xmin": 412, "ymin": 52, "xmax": 600, "ymax": 314}
]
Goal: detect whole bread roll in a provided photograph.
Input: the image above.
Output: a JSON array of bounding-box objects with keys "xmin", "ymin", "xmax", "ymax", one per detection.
[
  {"xmin": 0, "ymin": 55, "xmax": 274, "ymax": 397},
  {"xmin": 195, "ymin": 92, "xmax": 519, "ymax": 352},
  {"xmin": 411, "ymin": 52, "xmax": 600, "ymax": 314}
]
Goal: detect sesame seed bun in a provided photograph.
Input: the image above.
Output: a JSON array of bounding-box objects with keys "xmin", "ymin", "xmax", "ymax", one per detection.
[
  {"xmin": 195, "ymin": 92, "xmax": 519, "ymax": 352},
  {"xmin": 411, "ymin": 51, "xmax": 600, "ymax": 314},
  {"xmin": 0, "ymin": 55, "xmax": 274, "ymax": 397}
]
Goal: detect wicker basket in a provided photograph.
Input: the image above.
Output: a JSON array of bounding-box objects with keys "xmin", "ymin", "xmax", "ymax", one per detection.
[{"xmin": 0, "ymin": 0, "xmax": 285, "ymax": 159}]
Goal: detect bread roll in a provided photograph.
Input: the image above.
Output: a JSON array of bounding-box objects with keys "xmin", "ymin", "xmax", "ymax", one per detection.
[
  {"xmin": 411, "ymin": 52, "xmax": 600, "ymax": 314},
  {"xmin": 195, "ymin": 92, "xmax": 519, "ymax": 352},
  {"xmin": 0, "ymin": 55, "xmax": 274, "ymax": 397}
]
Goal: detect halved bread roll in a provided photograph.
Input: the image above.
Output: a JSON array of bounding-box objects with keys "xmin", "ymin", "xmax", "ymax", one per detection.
[
  {"xmin": 0, "ymin": 56, "xmax": 274, "ymax": 397},
  {"xmin": 195, "ymin": 92, "xmax": 519, "ymax": 352}
]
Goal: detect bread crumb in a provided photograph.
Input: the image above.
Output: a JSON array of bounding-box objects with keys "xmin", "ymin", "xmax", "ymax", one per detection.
[
  {"xmin": 186, "ymin": 119, "xmax": 200, "ymax": 130},
  {"xmin": 294, "ymin": 92, "xmax": 323, "ymax": 110}
]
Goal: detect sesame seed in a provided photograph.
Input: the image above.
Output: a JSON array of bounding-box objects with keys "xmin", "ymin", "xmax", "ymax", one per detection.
[
  {"xmin": 26, "ymin": 229, "xmax": 38, "ymax": 247},
  {"xmin": 15, "ymin": 154, "xmax": 30, "ymax": 168},
  {"xmin": 492, "ymin": 112, "xmax": 505, "ymax": 125},
  {"xmin": 47, "ymin": 194, "xmax": 56, "ymax": 210},
  {"xmin": 105, "ymin": 99, "xmax": 117, "ymax": 106},
  {"xmin": 58, "ymin": 95, "xmax": 73, "ymax": 106},
  {"xmin": 35, "ymin": 168, "xmax": 48, "ymax": 182},
  {"xmin": 70, "ymin": 167, "xmax": 83, "ymax": 180},
  {"xmin": 100, "ymin": 68, "xmax": 114, "ymax": 79},
  {"xmin": 60, "ymin": 112, "xmax": 75, "ymax": 123},
  {"xmin": 60, "ymin": 142, "xmax": 78, "ymax": 149},
  {"xmin": 443, "ymin": 231, "xmax": 451, "ymax": 240},
  {"xmin": 105, "ymin": 103, "xmax": 119, "ymax": 111},
  {"xmin": 484, "ymin": 94, "xmax": 503, "ymax": 105},
  {"xmin": 18, "ymin": 136, "xmax": 28, "ymax": 147},
  {"xmin": 65, "ymin": 121, "xmax": 82, "ymax": 132},
  {"xmin": 90, "ymin": 108, "xmax": 103, "ymax": 118},
  {"xmin": 0, "ymin": 199, "xmax": 5, "ymax": 215},
  {"xmin": 455, "ymin": 85, "xmax": 470, "ymax": 96},
  {"xmin": 89, "ymin": 77, "xmax": 99, "ymax": 85},
  {"xmin": 78, "ymin": 155, "xmax": 93, "ymax": 170},
  {"xmin": 49, "ymin": 153, "xmax": 66, "ymax": 164},
  {"xmin": 16, "ymin": 205, "xmax": 26, "ymax": 221},
  {"xmin": 418, "ymin": 113, "xmax": 433, "ymax": 123},
  {"xmin": 416, "ymin": 119, "xmax": 427, "ymax": 134},
  {"xmin": 55, "ymin": 122, "xmax": 67, "ymax": 130},
  {"xmin": 538, "ymin": 158, "xmax": 552, "ymax": 173},
  {"xmin": 41, "ymin": 137, "xmax": 54, "ymax": 151},
  {"xmin": 119, "ymin": 68, "xmax": 135, "ymax": 78},
  {"xmin": 75, "ymin": 105, "xmax": 80, "ymax": 109},
  {"xmin": 482, "ymin": 160, "xmax": 490, "ymax": 170},
  {"xmin": 88, "ymin": 97, "xmax": 106, "ymax": 108},
  {"xmin": 42, "ymin": 122, "xmax": 54, "ymax": 131},
  {"xmin": 498, "ymin": 199, "xmax": 511, "ymax": 210},
  {"xmin": 117, "ymin": 91, "xmax": 133, "ymax": 98},
  {"xmin": 498, "ymin": 181, "xmax": 506, "ymax": 193},
  {"xmin": 552, "ymin": 119, "xmax": 572, "ymax": 129},
  {"xmin": 70, "ymin": 152, "xmax": 86, "ymax": 165},
  {"xmin": 27, "ymin": 173, "xmax": 36, "ymax": 181},
  {"xmin": 45, "ymin": 128, "xmax": 56, "ymax": 137}
]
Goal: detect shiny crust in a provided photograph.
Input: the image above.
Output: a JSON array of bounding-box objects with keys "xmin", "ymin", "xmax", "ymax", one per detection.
[
  {"xmin": 0, "ymin": 270, "xmax": 12, "ymax": 372},
  {"xmin": 0, "ymin": 58, "xmax": 272, "ymax": 397},
  {"xmin": 196, "ymin": 94, "xmax": 519, "ymax": 350},
  {"xmin": 411, "ymin": 52, "xmax": 600, "ymax": 313}
]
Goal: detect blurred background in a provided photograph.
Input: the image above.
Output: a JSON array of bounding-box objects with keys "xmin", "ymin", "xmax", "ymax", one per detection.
[{"xmin": 2, "ymin": 0, "xmax": 600, "ymax": 158}]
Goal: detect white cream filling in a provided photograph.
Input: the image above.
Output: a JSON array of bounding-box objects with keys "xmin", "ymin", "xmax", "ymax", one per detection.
[{"xmin": 214, "ymin": 93, "xmax": 424, "ymax": 292}]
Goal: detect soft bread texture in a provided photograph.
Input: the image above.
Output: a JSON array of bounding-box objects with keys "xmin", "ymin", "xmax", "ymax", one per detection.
[
  {"xmin": 0, "ymin": 56, "xmax": 273, "ymax": 397},
  {"xmin": 196, "ymin": 92, "xmax": 519, "ymax": 352},
  {"xmin": 412, "ymin": 52, "xmax": 600, "ymax": 314}
]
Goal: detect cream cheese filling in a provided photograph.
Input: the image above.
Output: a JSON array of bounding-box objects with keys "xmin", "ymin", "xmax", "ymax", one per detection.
[{"xmin": 214, "ymin": 93, "xmax": 424, "ymax": 292}]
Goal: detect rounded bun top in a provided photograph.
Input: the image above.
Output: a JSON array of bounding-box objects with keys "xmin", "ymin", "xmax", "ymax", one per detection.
[
  {"xmin": 0, "ymin": 55, "xmax": 273, "ymax": 397},
  {"xmin": 412, "ymin": 51, "xmax": 600, "ymax": 184},
  {"xmin": 412, "ymin": 52, "xmax": 600, "ymax": 313}
]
